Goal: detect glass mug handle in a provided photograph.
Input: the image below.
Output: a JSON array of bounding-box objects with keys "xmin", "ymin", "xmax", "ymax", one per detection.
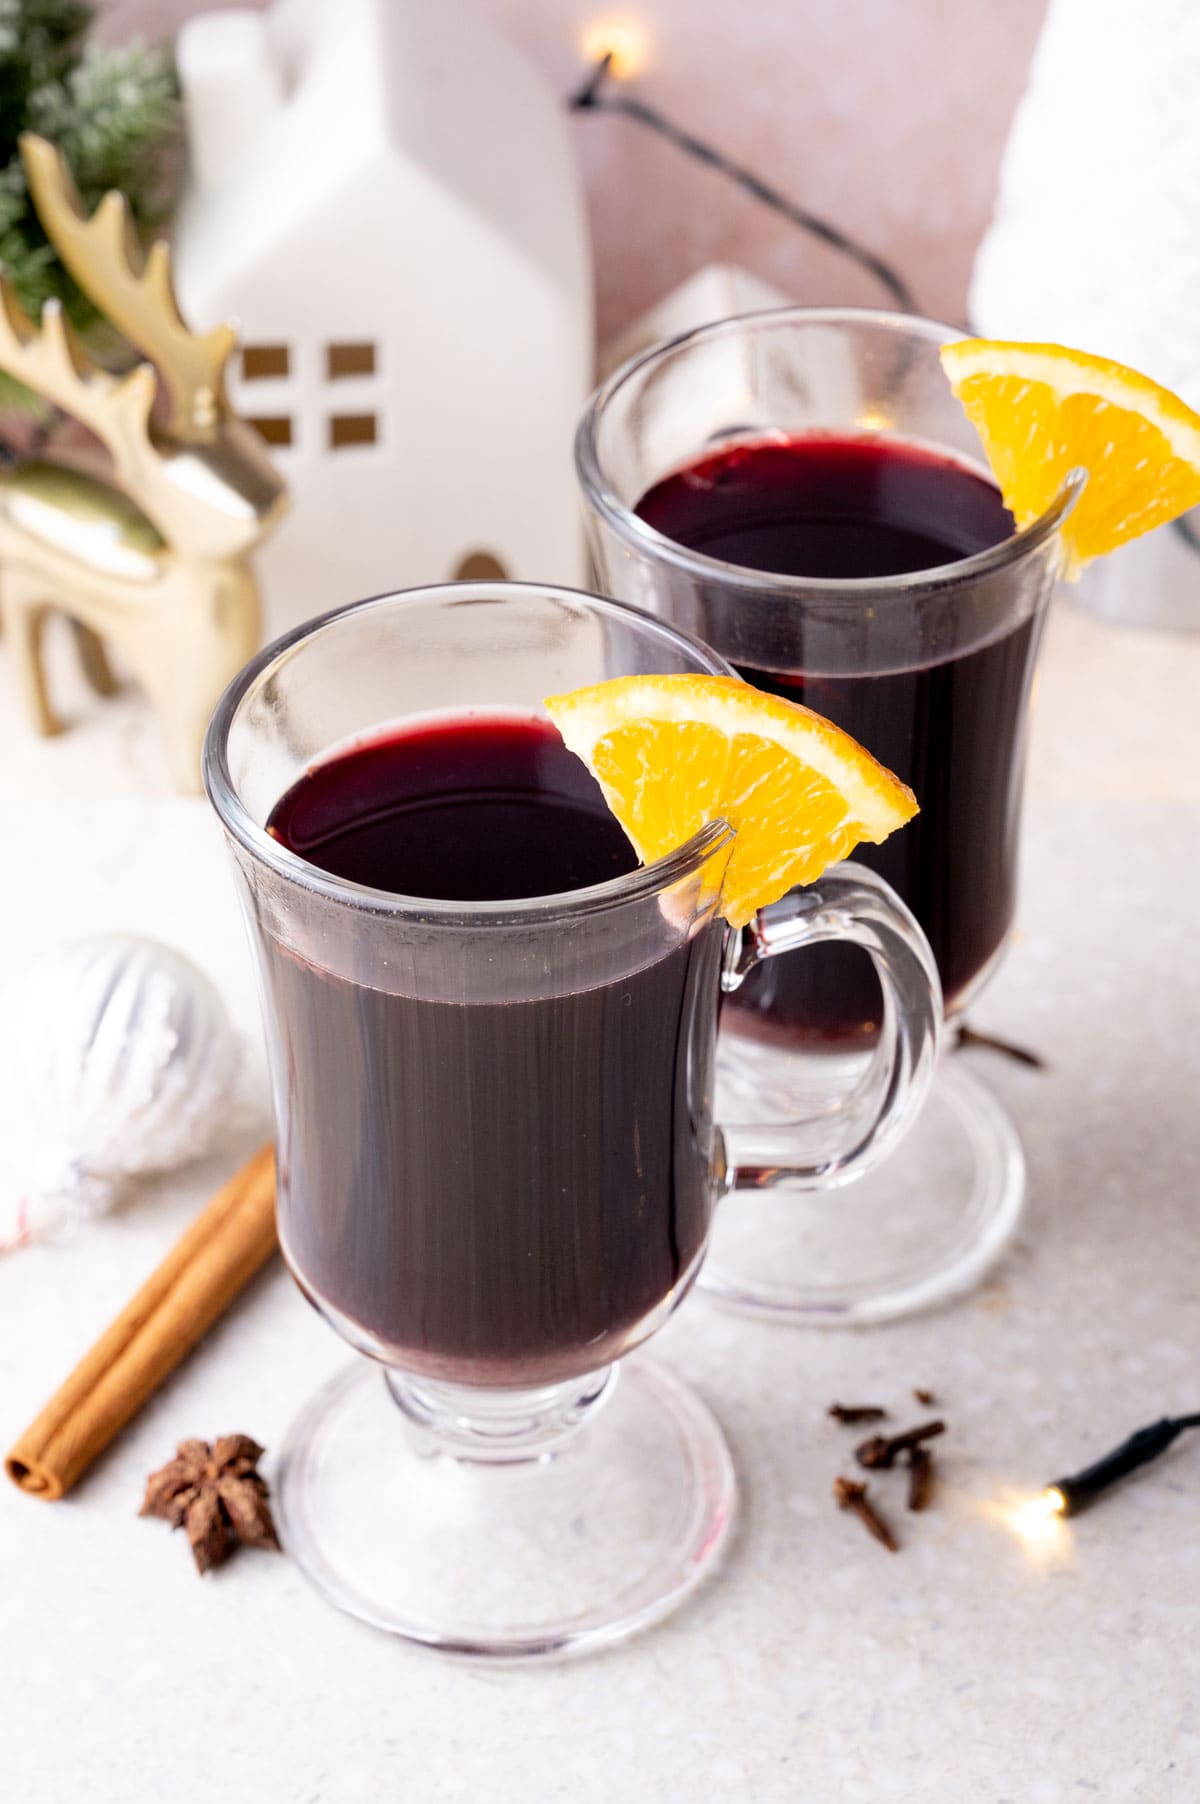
[{"xmin": 718, "ymin": 863, "xmax": 943, "ymax": 1191}]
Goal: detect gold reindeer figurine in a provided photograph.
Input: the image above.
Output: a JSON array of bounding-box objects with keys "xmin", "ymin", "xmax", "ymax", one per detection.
[{"xmin": 0, "ymin": 134, "xmax": 287, "ymax": 790}]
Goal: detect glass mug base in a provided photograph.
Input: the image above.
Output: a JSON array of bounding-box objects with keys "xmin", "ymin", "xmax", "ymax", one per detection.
[
  {"xmin": 275, "ymin": 1356, "xmax": 736, "ymax": 1661},
  {"xmin": 703, "ymin": 1047, "xmax": 1025, "ymax": 1324}
]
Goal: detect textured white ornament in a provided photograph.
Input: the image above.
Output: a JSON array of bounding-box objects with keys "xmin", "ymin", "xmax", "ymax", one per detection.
[{"xmin": 0, "ymin": 936, "xmax": 239, "ymax": 1252}]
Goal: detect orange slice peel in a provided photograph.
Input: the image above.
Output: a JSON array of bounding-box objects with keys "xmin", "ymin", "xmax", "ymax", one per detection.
[
  {"xmin": 545, "ymin": 673, "xmax": 917, "ymax": 928},
  {"xmin": 941, "ymin": 338, "xmax": 1200, "ymax": 578}
]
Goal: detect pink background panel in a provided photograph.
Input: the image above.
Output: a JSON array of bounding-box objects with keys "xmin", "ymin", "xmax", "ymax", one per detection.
[{"xmin": 99, "ymin": 0, "xmax": 1049, "ymax": 343}]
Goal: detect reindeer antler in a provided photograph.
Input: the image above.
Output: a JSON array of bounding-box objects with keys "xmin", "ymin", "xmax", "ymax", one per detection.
[
  {"xmin": 20, "ymin": 133, "xmax": 236, "ymax": 443},
  {"xmin": 0, "ymin": 279, "xmax": 158, "ymax": 474}
]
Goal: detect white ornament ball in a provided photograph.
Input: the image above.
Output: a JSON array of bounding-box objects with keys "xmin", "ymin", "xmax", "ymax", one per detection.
[{"xmin": 0, "ymin": 935, "xmax": 239, "ymax": 1250}]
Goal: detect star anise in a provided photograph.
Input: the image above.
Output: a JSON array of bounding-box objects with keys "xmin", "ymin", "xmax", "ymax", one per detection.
[{"xmin": 140, "ymin": 1435, "xmax": 280, "ymax": 1575}]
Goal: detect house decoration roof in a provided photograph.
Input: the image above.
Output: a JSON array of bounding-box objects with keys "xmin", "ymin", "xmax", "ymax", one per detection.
[{"xmin": 176, "ymin": 0, "xmax": 586, "ymax": 312}]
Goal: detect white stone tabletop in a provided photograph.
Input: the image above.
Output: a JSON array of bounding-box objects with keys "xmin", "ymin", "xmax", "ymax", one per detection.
[{"xmin": 0, "ymin": 596, "xmax": 1198, "ymax": 1803}]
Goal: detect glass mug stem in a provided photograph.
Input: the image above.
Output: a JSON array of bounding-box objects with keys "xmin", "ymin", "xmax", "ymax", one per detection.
[
  {"xmin": 386, "ymin": 1366, "xmax": 617, "ymax": 1464},
  {"xmin": 720, "ymin": 863, "xmax": 943, "ymax": 1191}
]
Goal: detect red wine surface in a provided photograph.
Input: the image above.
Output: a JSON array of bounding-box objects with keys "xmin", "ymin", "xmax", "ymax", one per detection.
[
  {"xmin": 636, "ymin": 434, "xmax": 1011, "ymax": 580},
  {"xmin": 268, "ymin": 711, "xmax": 637, "ymax": 899},
  {"xmin": 263, "ymin": 714, "xmax": 720, "ymax": 1384},
  {"xmin": 637, "ymin": 434, "xmax": 1028, "ymax": 1041}
]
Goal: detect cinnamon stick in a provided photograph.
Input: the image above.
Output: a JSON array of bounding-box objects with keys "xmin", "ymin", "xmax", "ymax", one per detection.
[{"xmin": 5, "ymin": 1145, "xmax": 277, "ymax": 1500}]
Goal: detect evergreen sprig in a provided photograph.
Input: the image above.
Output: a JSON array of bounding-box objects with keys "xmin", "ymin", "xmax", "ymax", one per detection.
[{"xmin": 0, "ymin": 0, "xmax": 180, "ymax": 411}]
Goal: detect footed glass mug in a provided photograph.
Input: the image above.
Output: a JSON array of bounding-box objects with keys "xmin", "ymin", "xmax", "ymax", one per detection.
[
  {"xmin": 578, "ymin": 307, "xmax": 1079, "ymax": 1325},
  {"xmin": 204, "ymin": 582, "xmax": 939, "ymax": 1660}
]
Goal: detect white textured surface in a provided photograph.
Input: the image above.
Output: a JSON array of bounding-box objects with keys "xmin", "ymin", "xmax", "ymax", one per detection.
[
  {"xmin": 970, "ymin": 0, "xmax": 1200, "ymax": 636},
  {"xmin": 972, "ymin": 0, "xmax": 1200, "ymax": 401},
  {"xmin": 0, "ymin": 602, "xmax": 1199, "ymax": 1800}
]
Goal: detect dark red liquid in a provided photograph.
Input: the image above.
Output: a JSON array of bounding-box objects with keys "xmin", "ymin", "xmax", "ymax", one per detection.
[
  {"xmin": 268, "ymin": 712, "xmax": 639, "ymax": 901},
  {"xmin": 636, "ymin": 435, "xmax": 1027, "ymax": 1043},
  {"xmin": 263, "ymin": 715, "xmax": 721, "ymax": 1384}
]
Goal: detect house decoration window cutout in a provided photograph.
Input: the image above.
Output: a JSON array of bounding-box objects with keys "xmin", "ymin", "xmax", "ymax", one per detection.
[
  {"xmin": 172, "ymin": 0, "xmax": 591, "ymax": 637},
  {"xmin": 242, "ymin": 344, "xmax": 290, "ymax": 380},
  {"xmin": 248, "ymin": 415, "xmax": 293, "ymax": 447},
  {"xmin": 327, "ymin": 343, "xmax": 376, "ymax": 379},
  {"xmin": 329, "ymin": 413, "xmax": 377, "ymax": 450}
]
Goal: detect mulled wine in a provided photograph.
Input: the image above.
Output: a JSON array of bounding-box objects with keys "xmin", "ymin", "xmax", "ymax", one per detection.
[
  {"xmin": 263, "ymin": 713, "xmax": 722, "ymax": 1385},
  {"xmin": 636, "ymin": 434, "xmax": 1025, "ymax": 1043}
]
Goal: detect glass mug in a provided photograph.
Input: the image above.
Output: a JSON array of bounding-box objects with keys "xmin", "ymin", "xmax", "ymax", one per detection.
[
  {"xmin": 578, "ymin": 306, "xmax": 1079, "ymax": 1325},
  {"xmin": 204, "ymin": 583, "xmax": 940, "ymax": 1660}
]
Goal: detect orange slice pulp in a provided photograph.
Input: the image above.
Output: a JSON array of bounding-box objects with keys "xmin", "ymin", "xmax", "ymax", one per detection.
[
  {"xmin": 544, "ymin": 673, "xmax": 917, "ymax": 928},
  {"xmin": 940, "ymin": 339, "xmax": 1200, "ymax": 577}
]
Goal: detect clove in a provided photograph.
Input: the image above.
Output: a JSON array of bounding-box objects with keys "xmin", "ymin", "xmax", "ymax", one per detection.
[
  {"xmin": 833, "ymin": 1475, "xmax": 898, "ymax": 1551},
  {"xmin": 827, "ymin": 1403, "xmax": 888, "ymax": 1425},
  {"xmin": 855, "ymin": 1419, "xmax": 945, "ymax": 1470},
  {"xmin": 906, "ymin": 1445, "xmax": 934, "ymax": 1511}
]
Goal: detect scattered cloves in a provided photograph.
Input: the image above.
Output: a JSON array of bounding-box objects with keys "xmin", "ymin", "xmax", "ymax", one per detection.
[
  {"xmin": 906, "ymin": 1445, "xmax": 934, "ymax": 1512},
  {"xmin": 855, "ymin": 1419, "xmax": 945, "ymax": 1471},
  {"xmin": 827, "ymin": 1395, "xmax": 949, "ymax": 1549},
  {"xmin": 833, "ymin": 1475, "xmax": 898, "ymax": 1552}
]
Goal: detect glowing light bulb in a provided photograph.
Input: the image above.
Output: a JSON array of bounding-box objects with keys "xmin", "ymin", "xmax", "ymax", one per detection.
[
  {"xmin": 581, "ymin": 17, "xmax": 650, "ymax": 79},
  {"xmin": 1009, "ymin": 1487, "xmax": 1067, "ymax": 1543},
  {"xmin": 976, "ymin": 1486, "xmax": 1071, "ymax": 1568}
]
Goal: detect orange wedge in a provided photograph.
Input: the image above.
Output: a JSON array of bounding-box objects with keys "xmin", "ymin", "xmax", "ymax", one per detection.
[
  {"xmin": 544, "ymin": 674, "xmax": 917, "ymax": 928},
  {"xmin": 940, "ymin": 339, "xmax": 1200, "ymax": 577}
]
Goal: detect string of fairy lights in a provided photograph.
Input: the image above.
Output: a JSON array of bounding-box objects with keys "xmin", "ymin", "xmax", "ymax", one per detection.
[{"xmin": 568, "ymin": 29, "xmax": 917, "ymax": 314}]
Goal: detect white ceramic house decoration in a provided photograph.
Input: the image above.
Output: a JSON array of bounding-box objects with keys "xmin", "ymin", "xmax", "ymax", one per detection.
[
  {"xmin": 173, "ymin": 0, "xmax": 592, "ymax": 636},
  {"xmin": 598, "ymin": 265, "xmax": 793, "ymax": 379}
]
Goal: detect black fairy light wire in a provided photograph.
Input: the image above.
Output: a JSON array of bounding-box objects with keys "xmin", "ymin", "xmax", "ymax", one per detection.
[
  {"xmin": 569, "ymin": 53, "xmax": 918, "ymax": 315},
  {"xmin": 1036, "ymin": 1413, "xmax": 1200, "ymax": 1519}
]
